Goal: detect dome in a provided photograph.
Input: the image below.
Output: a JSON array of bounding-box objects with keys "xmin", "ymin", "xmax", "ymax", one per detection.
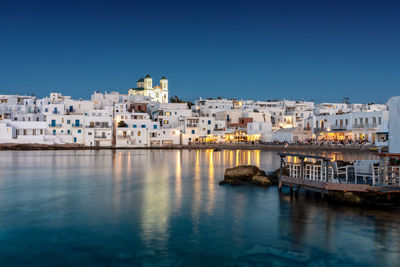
[
  {"xmin": 137, "ymin": 78, "xmax": 144, "ymax": 82},
  {"xmin": 161, "ymin": 75, "xmax": 167, "ymax": 80},
  {"xmin": 145, "ymin": 74, "xmax": 151, "ymax": 78}
]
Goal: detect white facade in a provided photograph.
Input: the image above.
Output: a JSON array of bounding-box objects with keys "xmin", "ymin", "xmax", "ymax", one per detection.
[
  {"xmin": 0, "ymin": 87, "xmax": 394, "ymax": 148},
  {"xmin": 388, "ymin": 96, "xmax": 400, "ymax": 153},
  {"xmin": 128, "ymin": 75, "xmax": 168, "ymax": 103}
]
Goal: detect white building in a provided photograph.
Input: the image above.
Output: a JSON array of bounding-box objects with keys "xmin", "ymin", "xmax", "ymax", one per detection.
[{"xmin": 128, "ymin": 75, "xmax": 168, "ymax": 103}]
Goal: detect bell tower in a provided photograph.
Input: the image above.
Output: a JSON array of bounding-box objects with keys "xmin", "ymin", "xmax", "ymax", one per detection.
[
  {"xmin": 160, "ymin": 76, "xmax": 168, "ymax": 91},
  {"xmin": 144, "ymin": 74, "xmax": 152, "ymax": 90}
]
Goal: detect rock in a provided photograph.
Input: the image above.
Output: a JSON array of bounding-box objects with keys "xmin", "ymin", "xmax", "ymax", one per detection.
[
  {"xmin": 252, "ymin": 175, "xmax": 273, "ymax": 186},
  {"xmin": 220, "ymin": 165, "xmax": 273, "ymax": 186},
  {"xmin": 266, "ymin": 167, "xmax": 289, "ymax": 184}
]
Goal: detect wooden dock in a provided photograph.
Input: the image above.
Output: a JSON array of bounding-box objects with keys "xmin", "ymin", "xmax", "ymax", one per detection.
[{"xmin": 277, "ymin": 153, "xmax": 400, "ymax": 198}]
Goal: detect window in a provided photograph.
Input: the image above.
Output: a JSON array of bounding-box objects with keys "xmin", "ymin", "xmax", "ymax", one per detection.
[
  {"xmin": 345, "ymin": 119, "xmax": 348, "ymax": 125},
  {"xmin": 67, "ymin": 120, "xmax": 71, "ymax": 124},
  {"xmin": 67, "ymin": 130, "xmax": 71, "ymax": 134},
  {"xmin": 365, "ymin": 118, "xmax": 368, "ymax": 124},
  {"xmin": 153, "ymin": 125, "xmax": 157, "ymax": 129},
  {"xmin": 141, "ymin": 125, "xmax": 146, "ymax": 128},
  {"xmin": 133, "ymin": 124, "xmax": 137, "ymax": 128},
  {"xmin": 192, "ymin": 130, "xmax": 195, "ymax": 134},
  {"xmin": 207, "ymin": 130, "xmax": 211, "ymax": 134},
  {"xmin": 164, "ymin": 120, "xmax": 168, "ymax": 124},
  {"xmin": 208, "ymin": 120, "xmax": 211, "ymax": 125},
  {"xmin": 53, "ymin": 130, "xmax": 56, "ymax": 135},
  {"xmin": 379, "ymin": 117, "xmax": 382, "ymax": 125},
  {"xmin": 138, "ymin": 131, "xmax": 141, "ymax": 136},
  {"xmin": 78, "ymin": 130, "xmax": 81, "ymax": 133}
]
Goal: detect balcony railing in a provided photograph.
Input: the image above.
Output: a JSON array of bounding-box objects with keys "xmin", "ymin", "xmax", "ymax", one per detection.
[
  {"xmin": 72, "ymin": 123, "xmax": 82, "ymax": 127},
  {"xmin": 353, "ymin": 123, "xmax": 378, "ymax": 129},
  {"xmin": 94, "ymin": 135, "xmax": 108, "ymax": 139},
  {"xmin": 48, "ymin": 123, "xmax": 62, "ymax": 127},
  {"xmin": 331, "ymin": 125, "xmax": 347, "ymax": 130},
  {"xmin": 86, "ymin": 124, "xmax": 110, "ymax": 128}
]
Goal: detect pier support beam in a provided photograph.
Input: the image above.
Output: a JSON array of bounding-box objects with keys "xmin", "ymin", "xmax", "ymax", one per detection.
[
  {"xmin": 278, "ymin": 156, "xmax": 284, "ymax": 192},
  {"xmin": 295, "ymin": 187, "xmax": 299, "ymax": 198}
]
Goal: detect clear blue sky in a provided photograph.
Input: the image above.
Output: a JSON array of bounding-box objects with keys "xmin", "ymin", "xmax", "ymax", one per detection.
[{"xmin": 1, "ymin": 0, "xmax": 399, "ymax": 103}]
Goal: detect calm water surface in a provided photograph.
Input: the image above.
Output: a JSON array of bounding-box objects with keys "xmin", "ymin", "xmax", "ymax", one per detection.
[{"xmin": 0, "ymin": 149, "xmax": 398, "ymax": 266}]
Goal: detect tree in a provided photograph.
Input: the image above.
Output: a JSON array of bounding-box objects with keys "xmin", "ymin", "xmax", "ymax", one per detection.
[
  {"xmin": 118, "ymin": 120, "xmax": 127, "ymax": 128},
  {"xmin": 170, "ymin": 95, "xmax": 186, "ymax": 103}
]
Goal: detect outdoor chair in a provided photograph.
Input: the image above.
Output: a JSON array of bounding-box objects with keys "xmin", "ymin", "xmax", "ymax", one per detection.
[
  {"xmin": 353, "ymin": 160, "xmax": 379, "ymax": 185},
  {"xmin": 331, "ymin": 161, "xmax": 352, "ymax": 183}
]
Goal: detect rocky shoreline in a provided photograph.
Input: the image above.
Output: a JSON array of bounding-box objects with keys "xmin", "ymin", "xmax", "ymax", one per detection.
[{"xmin": 0, "ymin": 143, "xmax": 380, "ymax": 152}]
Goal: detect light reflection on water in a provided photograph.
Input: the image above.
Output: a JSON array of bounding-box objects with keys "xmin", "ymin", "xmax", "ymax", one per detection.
[{"xmin": 0, "ymin": 149, "xmax": 397, "ymax": 266}]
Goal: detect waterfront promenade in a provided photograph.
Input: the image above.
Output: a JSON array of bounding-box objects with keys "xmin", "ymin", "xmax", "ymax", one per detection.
[{"xmin": 0, "ymin": 142, "xmax": 380, "ymax": 153}]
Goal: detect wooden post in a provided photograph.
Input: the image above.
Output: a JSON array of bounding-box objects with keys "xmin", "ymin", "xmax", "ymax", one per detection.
[
  {"xmin": 323, "ymin": 160, "xmax": 328, "ymax": 182},
  {"xmin": 378, "ymin": 155, "xmax": 383, "ymax": 184},
  {"xmin": 383, "ymin": 156, "xmax": 388, "ymax": 185}
]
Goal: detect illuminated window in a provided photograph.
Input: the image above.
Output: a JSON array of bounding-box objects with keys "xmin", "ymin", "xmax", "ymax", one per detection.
[{"xmin": 138, "ymin": 131, "xmax": 141, "ymax": 136}]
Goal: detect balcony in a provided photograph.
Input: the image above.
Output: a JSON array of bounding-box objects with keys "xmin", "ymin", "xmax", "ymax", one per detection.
[
  {"xmin": 94, "ymin": 135, "xmax": 109, "ymax": 139},
  {"xmin": 330, "ymin": 125, "xmax": 347, "ymax": 130},
  {"xmin": 353, "ymin": 123, "xmax": 378, "ymax": 129},
  {"xmin": 117, "ymin": 135, "xmax": 130, "ymax": 139},
  {"xmin": 48, "ymin": 123, "xmax": 62, "ymax": 127},
  {"xmin": 86, "ymin": 123, "xmax": 110, "ymax": 128},
  {"xmin": 72, "ymin": 123, "xmax": 82, "ymax": 127}
]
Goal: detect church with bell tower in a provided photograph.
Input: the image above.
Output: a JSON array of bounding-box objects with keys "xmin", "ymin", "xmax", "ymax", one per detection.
[{"xmin": 128, "ymin": 74, "xmax": 169, "ymax": 103}]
